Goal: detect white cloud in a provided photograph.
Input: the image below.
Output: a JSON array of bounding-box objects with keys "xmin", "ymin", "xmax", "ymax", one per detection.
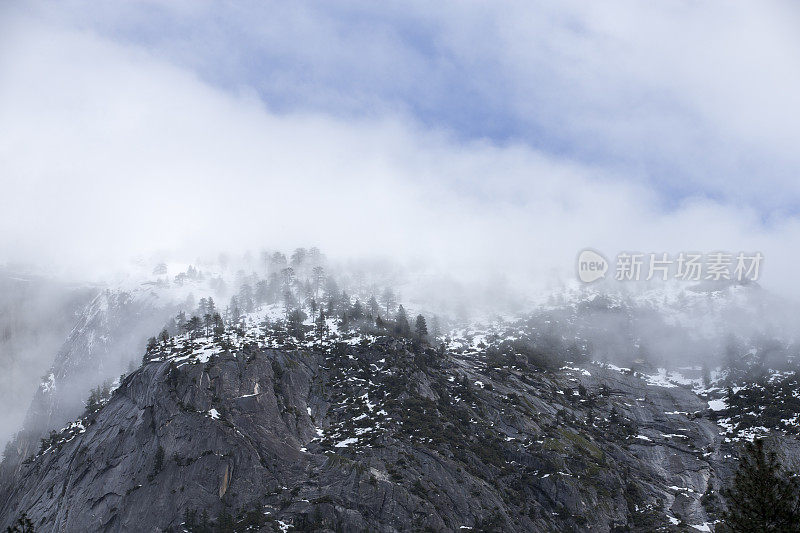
[{"xmin": 1, "ymin": 4, "xmax": 800, "ymax": 297}]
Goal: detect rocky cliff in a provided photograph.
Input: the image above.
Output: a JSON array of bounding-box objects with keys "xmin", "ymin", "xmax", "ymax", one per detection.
[{"xmin": 3, "ymin": 322, "xmax": 786, "ymax": 532}]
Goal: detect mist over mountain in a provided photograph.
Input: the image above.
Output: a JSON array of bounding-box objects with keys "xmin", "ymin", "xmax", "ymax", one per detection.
[
  {"xmin": 2, "ymin": 252, "xmax": 800, "ymax": 531},
  {"xmin": 4, "ymin": 1, "xmax": 800, "ymax": 531},
  {"xmin": 0, "ymin": 268, "xmax": 97, "ymax": 446}
]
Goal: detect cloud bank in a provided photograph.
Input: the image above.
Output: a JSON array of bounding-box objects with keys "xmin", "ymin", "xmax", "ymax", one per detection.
[{"xmin": 2, "ymin": 2, "xmax": 800, "ymax": 296}]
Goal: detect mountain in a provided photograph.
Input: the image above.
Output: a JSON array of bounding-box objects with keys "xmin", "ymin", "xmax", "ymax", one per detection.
[
  {"xmin": 0, "ymin": 268, "xmax": 97, "ymax": 447},
  {"xmin": 4, "ymin": 286, "xmax": 181, "ymax": 465},
  {"xmin": 2, "ymin": 256, "xmax": 799, "ymax": 532},
  {"xmin": 2, "ymin": 299, "xmax": 799, "ymax": 532}
]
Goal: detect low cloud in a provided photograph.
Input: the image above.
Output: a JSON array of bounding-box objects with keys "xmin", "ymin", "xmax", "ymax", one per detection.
[{"xmin": 1, "ymin": 3, "xmax": 800, "ymax": 298}]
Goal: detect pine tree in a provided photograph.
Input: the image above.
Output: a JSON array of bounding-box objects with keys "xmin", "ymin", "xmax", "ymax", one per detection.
[
  {"xmin": 368, "ymin": 295, "xmax": 380, "ymax": 318},
  {"xmin": 351, "ymin": 299, "xmax": 364, "ymax": 320},
  {"xmin": 312, "ymin": 266, "xmax": 325, "ymax": 298},
  {"xmin": 228, "ymin": 296, "xmax": 241, "ymax": 323},
  {"xmin": 287, "ymin": 309, "xmax": 307, "ymax": 340},
  {"xmin": 382, "ymin": 287, "xmax": 397, "ymax": 315},
  {"xmin": 184, "ymin": 316, "xmax": 202, "ymax": 338},
  {"xmin": 197, "ymin": 297, "xmax": 208, "ymax": 317},
  {"xmin": 283, "ymin": 288, "xmax": 297, "ymax": 312},
  {"xmin": 395, "ymin": 305, "xmax": 410, "ymax": 337},
  {"xmin": 86, "ymin": 387, "xmax": 102, "ymax": 413},
  {"xmin": 183, "ymin": 509, "xmax": 198, "ymax": 530},
  {"xmin": 315, "ymin": 310, "xmax": 327, "ymax": 338},
  {"xmin": 339, "ymin": 291, "xmax": 350, "ymax": 313},
  {"xmin": 290, "ymin": 247, "xmax": 307, "ymax": 268},
  {"xmin": 212, "ymin": 313, "xmax": 224, "ymax": 337},
  {"xmin": 153, "ymin": 445, "xmax": 165, "ymax": 474},
  {"xmin": 143, "ymin": 337, "xmax": 157, "ymax": 364},
  {"xmin": 724, "ymin": 335, "xmax": 744, "ymax": 385},
  {"xmin": 255, "ymin": 280, "xmax": 270, "ymax": 304},
  {"xmin": 721, "ymin": 438, "xmax": 800, "ymax": 532},
  {"xmin": 6, "ymin": 512, "xmax": 34, "ymax": 532},
  {"xmin": 415, "ymin": 314, "xmax": 428, "ymax": 339},
  {"xmin": 176, "ymin": 311, "xmax": 186, "ymax": 332},
  {"xmin": 239, "ymin": 284, "xmax": 255, "ymax": 313}
]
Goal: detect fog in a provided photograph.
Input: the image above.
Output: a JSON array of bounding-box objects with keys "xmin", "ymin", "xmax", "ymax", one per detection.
[
  {"xmin": 2, "ymin": 2, "xmax": 800, "ymax": 449},
  {"xmin": 0, "ymin": 269, "xmax": 97, "ymax": 446},
  {"xmin": 1, "ymin": 1, "xmax": 800, "ymax": 293}
]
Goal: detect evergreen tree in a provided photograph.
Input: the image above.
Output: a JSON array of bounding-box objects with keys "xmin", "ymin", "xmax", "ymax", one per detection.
[
  {"xmin": 212, "ymin": 313, "xmax": 224, "ymax": 337},
  {"xmin": 283, "ymin": 288, "xmax": 297, "ymax": 312},
  {"xmin": 255, "ymin": 280, "xmax": 270, "ymax": 304},
  {"xmin": 197, "ymin": 297, "xmax": 208, "ymax": 317},
  {"xmin": 324, "ymin": 277, "xmax": 339, "ymax": 304},
  {"xmin": 415, "ymin": 314, "xmax": 428, "ymax": 339},
  {"xmin": 312, "ymin": 266, "xmax": 326, "ymax": 298},
  {"xmin": 721, "ymin": 438, "xmax": 800, "ymax": 532},
  {"xmin": 395, "ymin": 305, "xmax": 410, "ymax": 337},
  {"xmin": 86, "ymin": 386, "xmax": 102, "ymax": 413},
  {"xmin": 270, "ymin": 252, "xmax": 287, "ymax": 276},
  {"xmin": 228, "ymin": 296, "xmax": 241, "ymax": 323},
  {"xmin": 153, "ymin": 445, "xmax": 165, "ymax": 474},
  {"xmin": 351, "ymin": 299, "xmax": 364, "ymax": 320},
  {"xmin": 183, "ymin": 509, "xmax": 198, "ymax": 530},
  {"xmin": 143, "ymin": 337, "xmax": 158, "ymax": 364},
  {"xmin": 382, "ymin": 287, "xmax": 397, "ymax": 315},
  {"xmin": 200, "ymin": 510, "xmax": 210, "ymax": 531},
  {"xmin": 158, "ymin": 328, "xmax": 170, "ymax": 344},
  {"xmin": 176, "ymin": 311, "xmax": 187, "ymax": 333},
  {"xmin": 315, "ymin": 310, "xmax": 327, "ymax": 338},
  {"xmin": 5, "ymin": 512, "xmax": 34, "ymax": 532},
  {"xmin": 368, "ymin": 295, "xmax": 380, "ymax": 318},
  {"xmin": 290, "ymin": 247, "xmax": 307, "ymax": 268},
  {"xmin": 239, "ymin": 284, "xmax": 255, "ymax": 313},
  {"xmin": 339, "ymin": 291, "xmax": 350, "ymax": 314},
  {"xmin": 184, "ymin": 316, "xmax": 202, "ymax": 339},
  {"xmin": 724, "ymin": 335, "xmax": 744, "ymax": 385},
  {"xmin": 287, "ymin": 309, "xmax": 307, "ymax": 340}
]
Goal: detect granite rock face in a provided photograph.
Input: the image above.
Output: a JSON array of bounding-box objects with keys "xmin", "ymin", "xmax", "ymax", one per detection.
[
  {"xmin": 0, "ymin": 336, "xmax": 794, "ymax": 532},
  {"xmin": 8, "ymin": 289, "xmax": 178, "ymax": 466}
]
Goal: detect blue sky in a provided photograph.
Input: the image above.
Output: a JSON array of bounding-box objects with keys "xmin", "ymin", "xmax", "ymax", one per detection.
[
  {"xmin": 39, "ymin": 0, "xmax": 799, "ymax": 211},
  {"xmin": 3, "ymin": 1, "xmax": 800, "ymax": 289}
]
